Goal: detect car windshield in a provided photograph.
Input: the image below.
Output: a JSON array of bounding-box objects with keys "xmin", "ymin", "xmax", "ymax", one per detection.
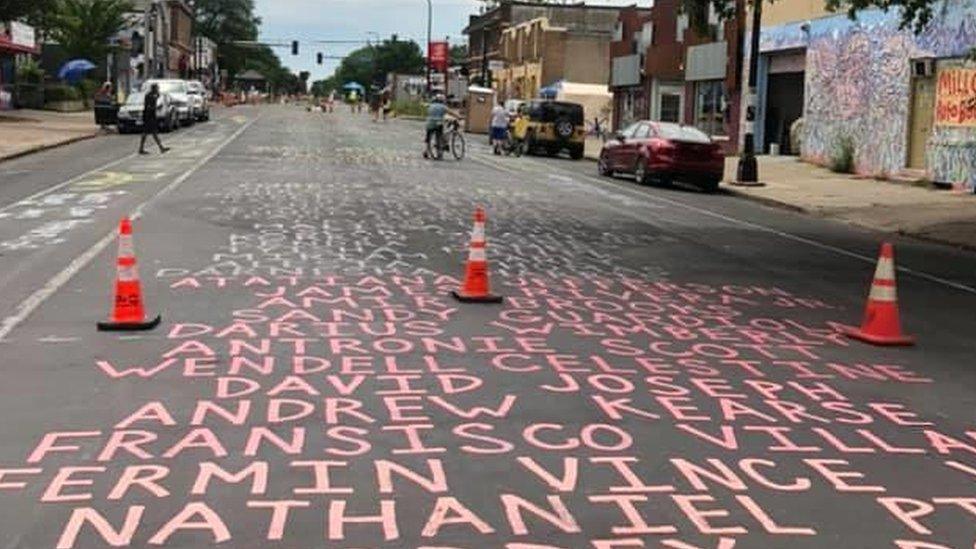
[
  {"xmin": 655, "ymin": 123, "xmax": 711, "ymax": 143},
  {"xmin": 154, "ymin": 81, "xmax": 185, "ymax": 94},
  {"xmin": 125, "ymin": 92, "xmax": 145, "ymax": 105}
]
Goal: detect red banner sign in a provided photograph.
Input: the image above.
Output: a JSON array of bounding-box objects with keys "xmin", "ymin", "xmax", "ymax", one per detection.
[
  {"xmin": 935, "ymin": 68, "xmax": 976, "ymax": 127},
  {"xmin": 429, "ymin": 41, "xmax": 449, "ymax": 72}
]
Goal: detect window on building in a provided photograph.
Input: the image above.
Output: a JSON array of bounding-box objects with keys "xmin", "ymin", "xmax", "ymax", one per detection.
[
  {"xmin": 660, "ymin": 93, "xmax": 681, "ymax": 123},
  {"xmin": 642, "ymin": 22, "xmax": 654, "ymax": 48},
  {"xmin": 676, "ymin": 14, "xmax": 689, "ymax": 43},
  {"xmin": 694, "ymin": 80, "xmax": 727, "ymax": 136}
]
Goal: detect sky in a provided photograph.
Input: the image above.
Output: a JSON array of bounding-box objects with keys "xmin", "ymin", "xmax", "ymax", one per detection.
[{"xmin": 255, "ymin": 0, "xmax": 649, "ymax": 82}]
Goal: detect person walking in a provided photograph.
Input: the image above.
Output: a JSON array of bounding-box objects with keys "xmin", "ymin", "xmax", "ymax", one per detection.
[
  {"xmin": 381, "ymin": 89, "xmax": 392, "ymax": 122},
  {"xmin": 489, "ymin": 99, "xmax": 509, "ymax": 155},
  {"xmin": 93, "ymin": 82, "xmax": 116, "ymax": 132},
  {"xmin": 369, "ymin": 89, "xmax": 381, "ymax": 123},
  {"xmin": 139, "ymin": 83, "xmax": 169, "ymax": 155}
]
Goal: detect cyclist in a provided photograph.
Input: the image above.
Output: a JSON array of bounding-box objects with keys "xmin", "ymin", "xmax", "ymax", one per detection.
[{"xmin": 423, "ymin": 94, "xmax": 460, "ymax": 158}]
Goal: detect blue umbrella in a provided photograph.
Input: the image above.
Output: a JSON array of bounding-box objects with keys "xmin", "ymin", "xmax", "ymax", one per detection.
[
  {"xmin": 57, "ymin": 59, "xmax": 97, "ymax": 84},
  {"xmin": 342, "ymin": 82, "xmax": 365, "ymax": 91}
]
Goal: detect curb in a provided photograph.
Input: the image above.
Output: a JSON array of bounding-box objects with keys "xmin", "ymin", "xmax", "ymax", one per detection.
[
  {"xmin": 722, "ymin": 185, "xmax": 976, "ymax": 252},
  {"xmin": 720, "ymin": 186, "xmax": 810, "ymax": 214},
  {"xmin": 0, "ymin": 131, "xmax": 101, "ymax": 163}
]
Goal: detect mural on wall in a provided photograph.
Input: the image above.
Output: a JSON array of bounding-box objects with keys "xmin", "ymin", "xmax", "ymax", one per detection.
[{"xmin": 760, "ymin": 1, "xmax": 976, "ymax": 187}]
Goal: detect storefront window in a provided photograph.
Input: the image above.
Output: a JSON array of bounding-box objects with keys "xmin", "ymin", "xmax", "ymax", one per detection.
[{"xmin": 694, "ymin": 80, "xmax": 726, "ymax": 136}]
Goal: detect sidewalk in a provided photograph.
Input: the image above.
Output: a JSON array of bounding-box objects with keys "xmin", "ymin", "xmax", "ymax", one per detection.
[
  {"xmin": 722, "ymin": 156, "xmax": 976, "ymax": 250},
  {"xmin": 0, "ymin": 109, "xmax": 100, "ymax": 161}
]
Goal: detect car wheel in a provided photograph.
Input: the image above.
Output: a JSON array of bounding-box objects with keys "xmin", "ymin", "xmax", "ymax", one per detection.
[
  {"xmin": 597, "ymin": 154, "xmax": 613, "ymax": 177},
  {"xmin": 554, "ymin": 117, "xmax": 574, "ymax": 141},
  {"xmin": 546, "ymin": 145, "xmax": 559, "ymax": 157},
  {"xmin": 634, "ymin": 159, "xmax": 650, "ymax": 185},
  {"xmin": 569, "ymin": 144, "xmax": 584, "ymax": 160}
]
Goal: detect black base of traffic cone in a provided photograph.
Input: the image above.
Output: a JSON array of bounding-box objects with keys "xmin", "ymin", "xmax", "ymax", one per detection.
[
  {"xmin": 451, "ymin": 291, "xmax": 503, "ymax": 304},
  {"xmin": 98, "ymin": 314, "xmax": 162, "ymax": 332}
]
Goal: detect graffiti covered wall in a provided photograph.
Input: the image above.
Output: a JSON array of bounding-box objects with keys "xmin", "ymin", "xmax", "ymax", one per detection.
[{"xmin": 761, "ymin": 2, "xmax": 976, "ymax": 186}]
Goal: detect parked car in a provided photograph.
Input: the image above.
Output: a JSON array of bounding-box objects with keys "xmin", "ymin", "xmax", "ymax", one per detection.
[
  {"xmin": 598, "ymin": 121, "xmax": 725, "ymax": 192},
  {"xmin": 116, "ymin": 91, "xmax": 177, "ymax": 134},
  {"xmin": 142, "ymin": 79, "xmax": 194, "ymax": 126},
  {"xmin": 522, "ymin": 100, "xmax": 586, "ymax": 159},
  {"xmin": 186, "ymin": 80, "xmax": 210, "ymax": 121},
  {"xmin": 504, "ymin": 99, "xmax": 525, "ymax": 118}
]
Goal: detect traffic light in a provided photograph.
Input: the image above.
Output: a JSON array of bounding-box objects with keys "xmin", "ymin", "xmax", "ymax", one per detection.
[
  {"xmin": 291, "ymin": 40, "xmax": 299, "ymax": 55},
  {"xmin": 317, "ymin": 52, "xmax": 323, "ymax": 65}
]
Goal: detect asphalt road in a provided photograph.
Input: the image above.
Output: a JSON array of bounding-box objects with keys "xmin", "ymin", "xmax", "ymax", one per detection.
[{"xmin": 0, "ymin": 105, "xmax": 975, "ymax": 548}]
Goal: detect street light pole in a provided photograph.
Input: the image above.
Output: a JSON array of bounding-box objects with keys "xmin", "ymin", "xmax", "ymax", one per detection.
[
  {"xmin": 735, "ymin": 0, "xmax": 764, "ymax": 186},
  {"xmin": 426, "ymin": 0, "xmax": 432, "ymax": 96}
]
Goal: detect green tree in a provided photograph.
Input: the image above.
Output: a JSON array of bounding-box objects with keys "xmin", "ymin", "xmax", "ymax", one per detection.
[
  {"xmin": 311, "ymin": 76, "xmax": 339, "ymax": 97},
  {"xmin": 333, "ymin": 38, "xmax": 424, "ymax": 89},
  {"xmin": 0, "ymin": 0, "xmax": 56, "ymax": 25},
  {"xmin": 48, "ymin": 0, "xmax": 133, "ymax": 61},
  {"xmin": 450, "ymin": 44, "xmax": 468, "ymax": 66},
  {"xmin": 194, "ymin": 0, "xmax": 262, "ymax": 83},
  {"xmin": 684, "ymin": 0, "xmax": 943, "ymax": 33}
]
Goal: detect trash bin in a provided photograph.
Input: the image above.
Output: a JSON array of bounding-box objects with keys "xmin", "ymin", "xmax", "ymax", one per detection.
[{"xmin": 94, "ymin": 102, "xmax": 119, "ymax": 126}]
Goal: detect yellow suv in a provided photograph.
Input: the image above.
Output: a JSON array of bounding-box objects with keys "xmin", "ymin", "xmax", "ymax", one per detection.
[{"xmin": 521, "ymin": 100, "xmax": 587, "ymax": 160}]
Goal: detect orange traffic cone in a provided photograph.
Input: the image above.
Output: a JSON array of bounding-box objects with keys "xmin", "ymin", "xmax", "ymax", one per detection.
[
  {"xmin": 452, "ymin": 206, "xmax": 503, "ymax": 304},
  {"xmin": 98, "ymin": 218, "xmax": 161, "ymax": 331},
  {"xmin": 842, "ymin": 242, "xmax": 914, "ymax": 346}
]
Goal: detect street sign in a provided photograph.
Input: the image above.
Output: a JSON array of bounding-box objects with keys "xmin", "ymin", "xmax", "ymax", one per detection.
[
  {"xmin": 488, "ymin": 60, "xmax": 505, "ymax": 72},
  {"xmin": 429, "ymin": 41, "xmax": 449, "ymax": 72}
]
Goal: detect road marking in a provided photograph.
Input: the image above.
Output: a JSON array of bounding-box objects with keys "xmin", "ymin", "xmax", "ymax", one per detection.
[
  {"xmin": 473, "ymin": 151, "xmax": 976, "ymax": 296},
  {"xmin": 0, "ymin": 114, "xmax": 261, "ymax": 342},
  {"xmin": 0, "ymin": 117, "xmax": 230, "ymax": 215}
]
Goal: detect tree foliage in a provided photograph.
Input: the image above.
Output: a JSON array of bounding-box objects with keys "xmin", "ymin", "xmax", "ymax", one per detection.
[
  {"xmin": 332, "ymin": 38, "xmax": 424, "ymax": 89},
  {"xmin": 0, "ymin": 0, "xmax": 57, "ymax": 26},
  {"xmin": 194, "ymin": 0, "xmax": 299, "ymax": 93},
  {"xmin": 48, "ymin": 0, "xmax": 132, "ymax": 61},
  {"xmin": 310, "ymin": 76, "xmax": 339, "ymax": 97},
  {"xmin": 681, "ymin": 0, "xmax": 944, "ymax": 34},
  {"xmin": 450, "ymin": 44, "xmax": 468, "ymax": 66}
]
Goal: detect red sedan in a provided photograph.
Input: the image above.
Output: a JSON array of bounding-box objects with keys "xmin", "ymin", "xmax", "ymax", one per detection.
[{"xmin": 598, "ymin": 121, "xmax": 726, "ymax": 192}]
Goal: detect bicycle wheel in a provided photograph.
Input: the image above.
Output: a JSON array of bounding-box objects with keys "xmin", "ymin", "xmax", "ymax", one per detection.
[{"xmin": 450, "ymin": 131, "xmax": 466, "ymax": 160}]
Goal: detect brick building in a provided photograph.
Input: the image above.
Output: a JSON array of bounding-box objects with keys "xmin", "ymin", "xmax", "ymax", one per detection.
[
  {"xmin": 495, "ymin": 15, "xmax": 618, "ymax": 101},
  {"xmin": 609, "ymin": 0, "xmax": 744, "ymax": 152},
  {"xmin": 463, "ymin": 1, "xmax": 630, "ymax": 88}
]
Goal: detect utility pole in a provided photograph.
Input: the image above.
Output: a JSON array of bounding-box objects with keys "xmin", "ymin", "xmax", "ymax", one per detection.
[
  {"xmin": 426, "ymin": 0, "xmax": 433, "ymax": 95},
  {"xmin": 734, "ymin": 0, "xmax": 765, "ymax": 186}
]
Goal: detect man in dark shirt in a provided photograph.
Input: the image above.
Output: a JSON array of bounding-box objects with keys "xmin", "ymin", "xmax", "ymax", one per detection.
[{"xmin": 140, "ymin": 83, "xmax": 169, "ymax": 154}]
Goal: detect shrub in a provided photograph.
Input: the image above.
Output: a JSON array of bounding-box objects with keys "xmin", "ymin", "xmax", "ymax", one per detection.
[
  {"xmin": 76, "ymin": 79, "xmax": 101, "ymax": 107},
  {"xmin": 830, "ymin": 134, "xmax": 855, "ymax": 174},
  {"xmin": 44, "ymin": 84, "xmax": 81, "ymax": 102},
  {"xmin": 392, "ymin": 99, "xmax": 426, "ymax": 117},
  {"xmin": 15, "ymin": 58, "xmax": 44, "ymax": 83}
]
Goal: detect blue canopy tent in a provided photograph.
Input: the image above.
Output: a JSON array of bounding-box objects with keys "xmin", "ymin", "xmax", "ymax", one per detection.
[
  {"xmin": 342, "ymin": 82, "xmax": 366, "ymax": 102},
  {"xmin": 57, "ymin": 59, "xmax": 97, "ymax": 84}
]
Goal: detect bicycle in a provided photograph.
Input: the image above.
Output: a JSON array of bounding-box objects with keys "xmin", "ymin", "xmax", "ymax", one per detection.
[{"xmin": 427, "ymin": 119, "xmax": 466, "ymax": 161}]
